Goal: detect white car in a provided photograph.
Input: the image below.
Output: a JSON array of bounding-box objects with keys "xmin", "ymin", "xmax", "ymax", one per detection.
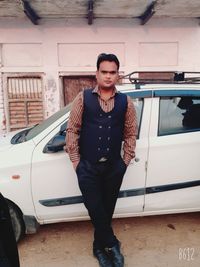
[{"xmin": 1, "ymin": 73, "xmax": 200, "ymax": 241}]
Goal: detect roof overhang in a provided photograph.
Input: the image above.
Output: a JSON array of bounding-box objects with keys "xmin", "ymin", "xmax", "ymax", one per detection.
[{"xmin": 0, "ymin": 0, "xmax": 200, "ymax": 25}]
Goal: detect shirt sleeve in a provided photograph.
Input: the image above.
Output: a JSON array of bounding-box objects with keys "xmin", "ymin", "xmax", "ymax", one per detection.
[
  {"xmin": 122, "ymin": 96, "xmax": 138, "ymax": 166},
  {"xmin": 65, "ymin": 91, "xmax": 84, "ymax": 163}
]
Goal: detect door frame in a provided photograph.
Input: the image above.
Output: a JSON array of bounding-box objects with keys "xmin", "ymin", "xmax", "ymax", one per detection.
[{"xmin": 59, "ymin": 71, "xmax": 96, "ymax": 106}]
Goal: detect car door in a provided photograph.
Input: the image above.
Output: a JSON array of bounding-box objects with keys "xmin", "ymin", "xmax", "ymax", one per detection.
[
  {"xmin": 114, "ymin": 91, "xmax": 152, "ymax": 216},
  {"xmin": 144, "ymin": 89, "xmax": 200, "ymax": 214},
  {"xmin": 31, "ymin": 92, "xmax": 151, "ymax": 223},
  {"xmin": 31, "ymin": 116, "xmax": 90, "ymax": 222}
]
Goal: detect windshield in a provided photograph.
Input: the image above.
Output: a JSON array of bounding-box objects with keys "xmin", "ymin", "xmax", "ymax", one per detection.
[
  {"xmin": 11, "ymin": 103, "xmax": 72, "ymax": 144},
  {"xmin": 26, "ymin": 103, "xmax": 72, "ymax": 140}
]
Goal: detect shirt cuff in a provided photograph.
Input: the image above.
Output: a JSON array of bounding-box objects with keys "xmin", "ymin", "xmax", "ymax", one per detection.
[
  {"xmin": 123, "ymin": 154, "xmax": 135, "ymax": 166},
  {"xmin": 69, "ymin": 152, "xmax": 80, "ymax": 163},
  {"xmin": 123, "ymin": 157, "xmax": 131, "ymax": 166}
]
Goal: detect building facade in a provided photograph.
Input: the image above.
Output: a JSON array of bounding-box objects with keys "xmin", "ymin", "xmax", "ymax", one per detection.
[{"xmin": 0, "ymin": 17, "xmax": 200, "ymax": 133}]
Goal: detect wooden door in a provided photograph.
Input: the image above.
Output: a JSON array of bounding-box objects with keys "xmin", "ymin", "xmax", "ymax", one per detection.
[{"xmin": 63, "ymin": 76, "xmax": 96, "ymax": 105}]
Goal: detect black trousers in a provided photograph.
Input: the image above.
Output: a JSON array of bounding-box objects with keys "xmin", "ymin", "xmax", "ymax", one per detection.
[
  {"xmin": 0, "ymin": 193, "xmax": 20, "ymax": 267},
  {"xmin": 76, "ymin": 157, "xmax": 127, "ymax": 249}
]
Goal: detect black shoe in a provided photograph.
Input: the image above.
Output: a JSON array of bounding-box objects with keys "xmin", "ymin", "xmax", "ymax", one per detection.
[
  {"xmin": 106, "ymin": 243, "xmax": 124, "ymax": 267},
  {"xmin": 93, "ymin": 248, "xmax": 113, "ymax": 267}
]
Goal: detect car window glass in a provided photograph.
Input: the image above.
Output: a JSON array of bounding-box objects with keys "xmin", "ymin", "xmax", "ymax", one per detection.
[
  {"xmin": 132, "ymin": 98, "xmax": 143, "ymax": 138},
  {"xmin": 159, "ymin": 96, "xmax": 200, "ymax": 136},
  {"xmin": 26, "ymin": 103, "xmax": 72, "ymax": 140},
  {"xmin": 60, "ymin": 121, "xmax": 67, "ymax": 136}
]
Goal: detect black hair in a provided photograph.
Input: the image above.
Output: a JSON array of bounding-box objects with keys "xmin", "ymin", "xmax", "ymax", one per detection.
[{"xmin": 96, "ymin": 53, "xmax": 120, "ymax": 70}]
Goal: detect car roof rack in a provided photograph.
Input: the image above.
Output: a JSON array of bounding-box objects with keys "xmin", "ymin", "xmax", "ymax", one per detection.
[{"xmin": 122, "ymin": 71, "xmax": 200, "ymax": 87}]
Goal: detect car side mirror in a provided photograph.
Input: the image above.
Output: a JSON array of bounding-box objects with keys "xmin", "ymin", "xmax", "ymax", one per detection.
[
  {"xmin": 43, "ymin": 135, "xmax": 66, "ymax": 153},
  {"xmin": 60, "ymin": 123, "xmax": 67, "ymax": 135}
]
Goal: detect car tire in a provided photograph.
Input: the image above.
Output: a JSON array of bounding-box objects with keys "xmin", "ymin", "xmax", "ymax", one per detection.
[{"xmin": 7, "ymin": 200, "xmax": 25, "ymax": 242}]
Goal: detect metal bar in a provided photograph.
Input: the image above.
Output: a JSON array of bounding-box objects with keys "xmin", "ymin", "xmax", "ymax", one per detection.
[
  {"xmin": 27, "ymin": 78, "xmax": 30, "ymax": 99},
  {"xmin": 21, "ymin": 78, "xmax": 25, "ymax": 99},
  {"xmin": 29, "ymin": 78, "xmax": 32, "ymax": 98},
  {"xmin": 9, "ymin": 78, "xmax": 13, "ymax": 98},
  {"xmin": 17, "ymin": 78, "xmax": 21, "ymax": 99},
  {"xmin": 122, "ymin": 71, "xmax": 200, "ymax": 85},
  {"xmin": 139, "ymin": 1, "xmax": 156, "ymax": 25},
  {"xmin": 88, "ymin": 0, "xmax": 94, "ymax": 25},
  {"xmin": 25, "ymin": 100, "xmax": 28, "ymax": 126},
  {"xmin": 35, "ymin": 78, "xmax": 39, "ymax": 98},
  {"xmin": 15, "ymin": 78, "xmax": 21, "ymax": 99},
  {"xmin": 22, "ymin": 0, "xmax": 40, "ymax": 25},
  {"xmin": 8, "ymin": 78, "xmax": 12, "ymax": 99}
]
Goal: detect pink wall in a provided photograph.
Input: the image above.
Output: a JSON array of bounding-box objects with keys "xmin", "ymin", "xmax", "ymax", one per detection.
[{"xmin": 0, "ymin": 17, "xmax": 200, "ymax": 133}]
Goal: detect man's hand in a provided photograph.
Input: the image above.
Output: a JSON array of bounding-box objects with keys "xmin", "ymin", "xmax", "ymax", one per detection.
[{"xmin": 73, "ymin": 161, "xmax": 80, "ymax": 171}]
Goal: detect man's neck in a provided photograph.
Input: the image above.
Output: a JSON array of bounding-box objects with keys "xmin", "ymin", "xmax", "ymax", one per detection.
[
  {"xmin": 99, "ymin": 86, "xmax": 115, "ymax": 98},
  {"xmin": 99, "ymin": 88, "xmax": 114, "ymax": 100}
]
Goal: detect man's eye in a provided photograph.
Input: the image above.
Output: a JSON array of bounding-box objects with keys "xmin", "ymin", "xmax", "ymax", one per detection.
[{"xmin": 101, "ymin": 71, "xmax": 117, "ymax": 75}]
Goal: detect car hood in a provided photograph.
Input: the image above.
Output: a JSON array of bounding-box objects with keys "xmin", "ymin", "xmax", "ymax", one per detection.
[{"xmin": 0, "ymin": 130, "xmax": 22, "ymax": 152}]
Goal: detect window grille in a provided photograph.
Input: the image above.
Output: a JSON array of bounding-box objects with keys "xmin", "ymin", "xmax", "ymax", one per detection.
[{"xmin": 7, "ymin": 76, "xmax": 43, "ymax": 131}]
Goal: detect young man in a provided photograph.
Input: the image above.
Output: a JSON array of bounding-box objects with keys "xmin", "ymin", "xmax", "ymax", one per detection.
[{"xmin": 66, "ymin": 53, "xmax": 137, "ymax": 267}]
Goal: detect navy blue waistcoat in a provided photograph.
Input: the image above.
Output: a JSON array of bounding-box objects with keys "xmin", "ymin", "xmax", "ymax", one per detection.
[{"xmin": 79, "ymin": 89, "xmax": 127, "ymax": 163}]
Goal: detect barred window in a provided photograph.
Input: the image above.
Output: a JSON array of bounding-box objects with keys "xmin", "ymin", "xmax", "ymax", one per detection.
[{"xmin": 7, "ymin": 76, "xmax": 44, "ymax": 131}]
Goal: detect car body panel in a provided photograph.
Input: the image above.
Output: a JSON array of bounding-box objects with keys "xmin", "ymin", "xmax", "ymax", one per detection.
[
  {"xmin": 0, "ymin": 130, "xmax": 21, "ymax": 152},
  {"xmin": 0, "ymin": 140, "xmax": 36, "ymax": 216},
  {"xmin": 145, "ymin": 96, "xmax": 200, "ymax": 212}
]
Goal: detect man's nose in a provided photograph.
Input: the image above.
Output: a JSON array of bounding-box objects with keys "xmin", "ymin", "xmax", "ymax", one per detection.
[{"xmin": 106, "ymin": 72, "xmax": 111, "ymax": 78}]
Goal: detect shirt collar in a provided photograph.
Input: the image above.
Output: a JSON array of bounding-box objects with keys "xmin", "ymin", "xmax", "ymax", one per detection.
[{"xmin": 92, "ymin": 86, "xmax": 119, "ymax": 98}]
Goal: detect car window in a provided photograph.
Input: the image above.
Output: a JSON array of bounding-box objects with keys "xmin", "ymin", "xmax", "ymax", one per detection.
[
  {"xmin": 159, "ymin": 96, "xmax": 200, "ymax": 136},
  {"xmin": 25, "ymin": 103, "xmax": 72, "ymax": 140},
  {"xmin": 132, "ymin": 98, "xmax": 143, "ymax": 138}
]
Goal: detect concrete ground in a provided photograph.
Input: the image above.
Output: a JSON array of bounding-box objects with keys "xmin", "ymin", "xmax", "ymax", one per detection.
[{"xmin": 18, "ymin": 212, "xmax": 200, "ymax": 267}]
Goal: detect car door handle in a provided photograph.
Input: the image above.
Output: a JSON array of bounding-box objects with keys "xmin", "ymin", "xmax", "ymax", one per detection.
[{"xmin": 130, "ymin": 157, "xmax": 140, "ymax": 164}]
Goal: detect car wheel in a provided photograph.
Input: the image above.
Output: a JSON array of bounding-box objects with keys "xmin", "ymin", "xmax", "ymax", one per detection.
[{"xmin": 7, "ymin": 200, "xmax": 25, "ymax": 242}]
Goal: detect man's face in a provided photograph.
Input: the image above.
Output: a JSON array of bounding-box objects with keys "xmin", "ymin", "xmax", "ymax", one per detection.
[{"xmin": 96, "ymin": 61, "xmax": 119, "ymax": 90}]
